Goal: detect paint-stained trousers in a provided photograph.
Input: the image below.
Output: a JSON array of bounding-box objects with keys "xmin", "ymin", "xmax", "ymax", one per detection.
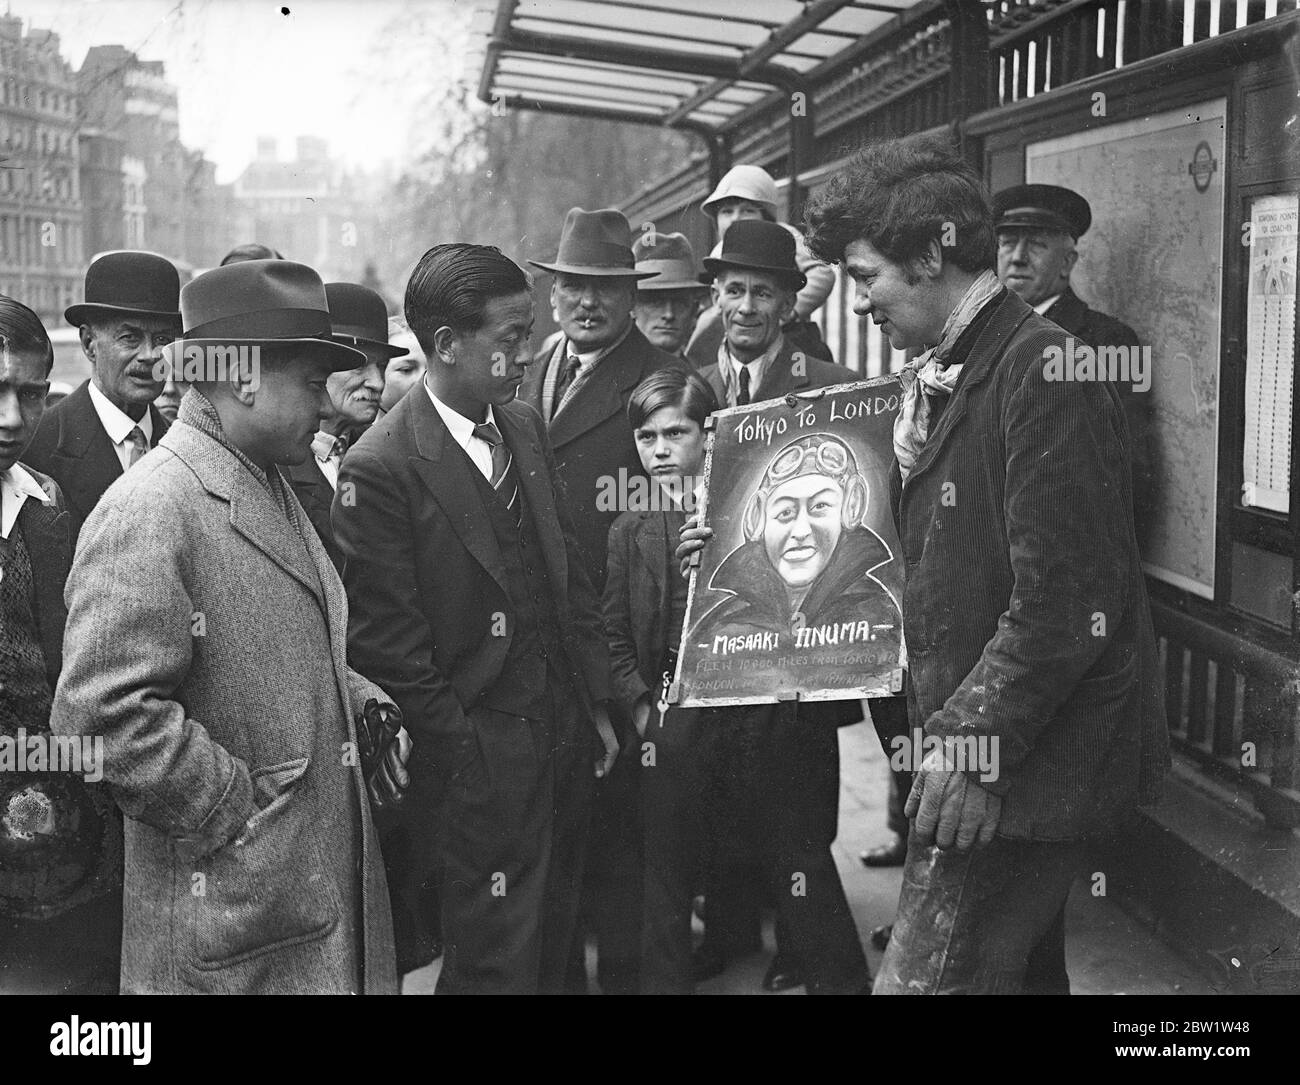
[{"xmin": 874, "ymin": 832, "xmax": 1086, "ymax": 994}]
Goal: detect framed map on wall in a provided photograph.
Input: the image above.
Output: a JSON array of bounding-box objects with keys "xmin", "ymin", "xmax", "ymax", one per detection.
[{"xmin": 1026, "ymin": 98, "xmax": 1227, "ymax": 600}]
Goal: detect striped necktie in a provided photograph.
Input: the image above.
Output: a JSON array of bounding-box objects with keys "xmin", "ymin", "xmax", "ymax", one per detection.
[
  {"xmin": 126, "ymin": 425, "xmax": 148, "ymax": 468},
  {"xmin": 473, "ymin": 421, "xmax": 521, "ymax": 526},
  {"xmin": 553, "ymin": 354, "xmax": 583, "ymax": 419}
]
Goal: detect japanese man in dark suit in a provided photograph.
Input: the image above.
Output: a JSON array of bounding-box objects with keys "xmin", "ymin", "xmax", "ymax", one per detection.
[{"xmin": 334, "ymin": 243, "xmax": 619, "ymax": 994}]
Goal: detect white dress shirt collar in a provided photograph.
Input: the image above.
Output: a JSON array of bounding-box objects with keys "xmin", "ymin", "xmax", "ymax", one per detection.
[
  {"xmin": 1032, "ymin": 292, "xmax": 1063, "ymax": 316},
  {"xmin": 1, "ymin": 461, "xmax": 52, "ymax": 540},
  {"xmin": 424, "ymin": 378, "xmax": 497, "ymax": 480},
  {"xmin": 310, "ymin": 430, "xmax": 345, "ymax": 490},
  {"xmin": 719, "ymin": 333, "xmax": 785, "ymax": 407},
  {"xmin": 88, "ymin": 379, "xmax": 153, "ymax": 447},
  {"xmin": 568, "ymin": 320, "xmax": 633, "ymax": 371}
]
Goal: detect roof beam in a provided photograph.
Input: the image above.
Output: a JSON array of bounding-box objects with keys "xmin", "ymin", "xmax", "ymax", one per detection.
[
  {"xmin": 481, "ymin": 19, "xmax": 816, "ymax": 219},
  {"xmin": 491, "ymin": 26, "xmax": 784, "ymax": 84},
  {"xmin": 477, "ymin": 0, "xmax": 523, "ymax": 106},
  {"xmin": 512, "ymin": 15, "xmax": 750, "ymax": 51},
  {"xmin": 572, "ymin": 0, "xmax": 783, "ymax": 30},
  {"xmin": 493, "ymin": 94, "xmax": 731, "ymax": 192},
  {"xmin": 663, "ymin": 0, "xmax": 851, "ymax": 128},
  {"xmin": 498, "ymin": 55, "xmax": 703, "ymax": 91}
]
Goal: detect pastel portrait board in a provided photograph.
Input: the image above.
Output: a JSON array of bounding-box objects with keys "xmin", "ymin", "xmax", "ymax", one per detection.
[{"xmin": 673, "ymin": 376, "xmax": 906, "ymax": 709}]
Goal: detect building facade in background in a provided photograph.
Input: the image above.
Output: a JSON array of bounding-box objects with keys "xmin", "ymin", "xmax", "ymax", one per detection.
[
  {"xmin": 77, "ymin": 43, "xmax": 233, "ymax": 273},
  {"xmin": 0, "ymin": 14, "xmax": 83, "ymax": 323},
  {"xmin": 230, "ymin": 134, "xmax": 388, "ymax": 296}
]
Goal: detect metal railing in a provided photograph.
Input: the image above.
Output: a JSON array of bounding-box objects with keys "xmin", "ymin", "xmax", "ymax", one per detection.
[{"xmin": 1152, "ymin": 598, "xmax": 1300, "ymax": 830}]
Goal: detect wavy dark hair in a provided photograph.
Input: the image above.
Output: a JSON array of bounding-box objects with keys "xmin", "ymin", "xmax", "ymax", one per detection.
[
  {"xmin": 404, "ymin": 243, "xmax": 532, "ymax": 356},
  {"xmin": 628, "ymin": 363, "xmax": 719, "ymax": 431},
  {"xmin": 804, "ymin": 134, "xmax": 994, "ymax": 274},
  {"xmin": 0, "ymin": 293, "xmax": 53, "ymax": 374}
]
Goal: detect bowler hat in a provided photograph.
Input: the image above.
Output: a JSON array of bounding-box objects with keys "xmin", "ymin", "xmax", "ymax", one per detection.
[
  {"xmin": 528, "ymin": 208, "xmax": 657, "ymax": 279},
  {"xmin": 325, "ymin": 282, "xmax": 406, "ymax": 359},
  {"xmin": 993, "ymin": 184, "xmax": 1092, "ymax": 239},
  {"xmin": 65, "ymin": 250, "xmax": 182, "ymax": 328},
  {"xmin": 172, "ymin": 260, "xmax": 365, "ymax": 371},
  {"xmin": 632, "ymin": 231, "xmax": 707, "ymax": 291},
  {"xmin": 702, "ymin": 219, "xmax": 806, "ymax": 290}
]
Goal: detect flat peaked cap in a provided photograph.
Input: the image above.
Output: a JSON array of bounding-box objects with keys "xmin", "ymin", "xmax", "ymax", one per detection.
[
  {"xmin": 325, "ymin": 282, "xmax": 405, "ymax": 358},
  {"xmin": 176, "ymin": 259, "xmax": 365, "ymax": 370},
  {"xmin": 993, "ymin": 184, "xmax": 1092, "ymax": 239},
  {"xmin": 528, "ymin": 207, "xmax": 657, "ymax": 279},
  {"xmin": 65, "ymin": 250, "xmax": 182, "ymax": 328},
  {"xmin": 702, "ymin": 218, "xmax": 805, "ymax": 290}
]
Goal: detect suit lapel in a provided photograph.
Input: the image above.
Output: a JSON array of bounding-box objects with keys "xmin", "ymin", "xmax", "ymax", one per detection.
[
  {"xmin": 700, "ymin": 364, "xmax": 727, "ymax": 408},
  {"xmin": 282, "ymin": 471, "xmax": 353, "ymax": 712},
  {"xmin": 520, "ymin": 340, "xmax": 557, "ymax": 417},
  {"xmin": 158, "ymin": 421, "xmax": 325, "ymax": 607},
  {"xmin": 633, "ymin": 513, "xmax": 667, "ymax": 596},
  {"xmin": 498, "ymin": 405, "xmax": 568, "ymax": 601},
  {"xmin": 15, "ymin": 480, "xmax": 71, "ymax": 685},
  {"xmin": 53, "ymin": 383, "xmax": 123, "ymax": 515},
  {"xmin": 227, "ymin": 477, "xmax": 325, "ymax": 609},
  {"xmin": 286, "ymin": 457, "xmax": 333, "ymax": 519},
  {"xmin": 754, "ymin": 342, "xmax": 811, "ymax": 401},
  {"xmin": 547, "ymin": 330, "xmax": 647, "ymax": 449},
  {"xmin": 408, "ymin": 390, "xmax": 509, "ymax": 597},
  {"xmin": 1044, "ymin": 287, "xmax": 1086, "ymax": 338}
]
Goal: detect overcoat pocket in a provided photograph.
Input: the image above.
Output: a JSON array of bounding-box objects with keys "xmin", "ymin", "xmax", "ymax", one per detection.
[{"xmin": 186, "ymin": 757, "xmax": 339, "ymax": 969}]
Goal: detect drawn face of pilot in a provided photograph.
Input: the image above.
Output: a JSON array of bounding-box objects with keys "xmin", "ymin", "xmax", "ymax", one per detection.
[{"xmin": 762, "ymin": 473, "xmax": 844, "ymax": 589}]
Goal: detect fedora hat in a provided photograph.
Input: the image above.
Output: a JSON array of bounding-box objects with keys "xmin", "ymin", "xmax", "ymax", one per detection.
[
  {"xmin": 632, "ymin": 231, "xmax": 706, "ymax": 291},
  {"xmin": 702, "ymin": 219, "xmax": 806, "ymax": 290},
  {"xmin": 528, "ymin": 207, "xmax": 657, "ymax": 279},
  {"xmin": 172, "ymin": 260, "xmax": 365, "ymax": 371},
  {"xmin": 65, "ymin": 250, "xmax": 182, "ymax": 328},
  {"xmin": 325, "ymin": 282, "xmax": 406, "ymax": 359},
  {"xmin": 993, "ymin": 184, "xmax": 1092, "ymax": 239}
]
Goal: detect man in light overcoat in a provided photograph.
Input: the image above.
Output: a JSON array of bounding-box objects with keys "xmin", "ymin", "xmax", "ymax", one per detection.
[{"xmin": 51, "ymin": 259, "xmax": 402, "ymax": 994}]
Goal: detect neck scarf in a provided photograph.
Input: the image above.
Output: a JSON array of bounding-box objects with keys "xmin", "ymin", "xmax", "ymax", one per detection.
[
  {"xmin": 893, "ymin": 270, "xmax": 1001, "ymax": 481},
  {"xmin": 179, "ymin": 388, "xmax": 301, "ymax": 529},
  {"xmin": 718, "ymin": 333, "xmax": 784, "ymax": 408}
]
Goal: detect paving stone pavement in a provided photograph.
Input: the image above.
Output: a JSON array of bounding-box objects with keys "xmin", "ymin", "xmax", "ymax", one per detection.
[{"xmin": 405, "ymin": 718, "xmax": 1217, "ymax": 995}]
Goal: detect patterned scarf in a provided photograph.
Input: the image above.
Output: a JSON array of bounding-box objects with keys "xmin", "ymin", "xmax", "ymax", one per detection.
[{"xmin": 892, "ymin": 269, "xmax": 1002, "ymax": 482}]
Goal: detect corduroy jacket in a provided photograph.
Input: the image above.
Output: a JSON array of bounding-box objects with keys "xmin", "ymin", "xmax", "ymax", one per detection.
[{"xmin": 896, "ymin": 289, "xmax": 1168, "ymax": 840}]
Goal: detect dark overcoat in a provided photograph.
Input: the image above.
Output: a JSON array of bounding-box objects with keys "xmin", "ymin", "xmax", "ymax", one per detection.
[
  {"xmin": 519, "ymin": 325, "xmax": 676, "ymax": 591},
  {"xmin": 22, "ymin": 379, "xmax": 171, "ymax": 530}
]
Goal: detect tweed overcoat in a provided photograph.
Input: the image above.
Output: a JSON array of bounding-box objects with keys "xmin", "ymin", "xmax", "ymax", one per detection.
[{"xmin": 50, "ymin": 408, "xmax": 397, "ymax": 993}]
